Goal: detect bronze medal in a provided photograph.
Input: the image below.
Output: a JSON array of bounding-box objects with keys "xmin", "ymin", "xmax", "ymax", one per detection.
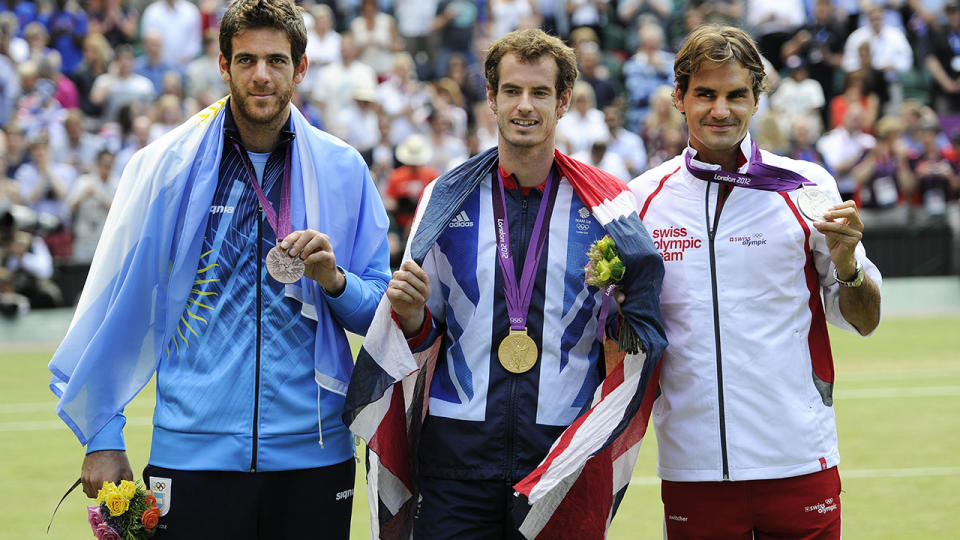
[
  {"xmin": 265, "ymin": 244, "xmax": 305, "ymax": 284},
  {"xmin": 498, "ymin": 329, "xmax": 538, "ymax": 374}
]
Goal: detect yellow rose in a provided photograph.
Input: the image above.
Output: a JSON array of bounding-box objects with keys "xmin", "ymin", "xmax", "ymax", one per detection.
[
  {"xmin": 95, "ymin": 482, "xmax": 116, "ymax": 505},
  {"xmin": 105, "ymin": 492, "xmax": 129, "ymax": 517},
  {"xmin": 117, "ymin": 480, "xmax": 137, "ymax": 500}
]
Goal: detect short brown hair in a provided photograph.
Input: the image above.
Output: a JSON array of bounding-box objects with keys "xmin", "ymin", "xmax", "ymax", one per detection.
[
  {"xmin": 674, "ymin": 25, "xmax": 767, "ymax": 101},
  {"xmin": 220, "ymin": 0, "xmax": 307, "ymax": 67},
  {"xmin": 484, "ymin": 28, "xmax": 578, "ymax": 97}
]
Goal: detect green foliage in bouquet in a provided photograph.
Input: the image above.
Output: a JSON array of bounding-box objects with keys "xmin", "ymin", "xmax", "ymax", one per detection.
[{"xmin": 584, "ymin": 235, "xmax": 642, "ymax": 355}]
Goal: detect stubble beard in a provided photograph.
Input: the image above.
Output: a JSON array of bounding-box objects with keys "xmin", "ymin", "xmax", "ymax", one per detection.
[{"xmin": 229, "ymin": 80, "xmax": 293, "ymax": 129}]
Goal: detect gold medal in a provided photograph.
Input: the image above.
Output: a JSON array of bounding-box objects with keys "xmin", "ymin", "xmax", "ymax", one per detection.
[{"xmin": 498, "ymin": 329, "xmax": 538, "ymax": 374}]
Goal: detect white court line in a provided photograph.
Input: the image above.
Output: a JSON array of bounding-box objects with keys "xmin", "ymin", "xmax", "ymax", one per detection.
[
  {"xmin": 0, "ymin": 416, "xmax": 152, "ymax": 432},
  {"xmin": 841, "ymin": 367, "xmax": 960, "ymax": 381},
  {"xmin": 629, "ymin": 466, "xmax": 960, "ymax": 486},
  {"xmin": 837, "ymin": 386, "xmax": 960, "ymax": 399}
]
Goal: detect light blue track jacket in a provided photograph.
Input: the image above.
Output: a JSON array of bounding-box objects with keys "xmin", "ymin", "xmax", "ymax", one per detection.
[{"xmin": 50, "ymin": 100, "xmax": 390, "ymax": 471}]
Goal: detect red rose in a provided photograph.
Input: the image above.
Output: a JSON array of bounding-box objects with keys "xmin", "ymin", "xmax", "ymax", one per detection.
[
  {"xmin": 144, "ymin": 492, "xmax": 157, "ymax": 507},
  {"xmin": 141, "ymin": 506, "xmax": 161, "ymax": 530}
]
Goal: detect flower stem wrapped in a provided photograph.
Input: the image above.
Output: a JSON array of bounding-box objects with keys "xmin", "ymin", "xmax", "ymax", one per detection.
[{"xmin": 584, "ymin": 235, "xmax": 642, "ymax": 354}]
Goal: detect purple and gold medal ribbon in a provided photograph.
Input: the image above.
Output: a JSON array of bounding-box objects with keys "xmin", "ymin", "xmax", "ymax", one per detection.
[
  {"xmin": 684, "ymin": 139, "xmax": 815, "ymax": 192},
  {"xmin": 491, "ymin": 167, "xmax": 560, "ymax": 332},
  {"xmin": 233, "ymin": 142, "xmax": 294, "ymax": 241}
]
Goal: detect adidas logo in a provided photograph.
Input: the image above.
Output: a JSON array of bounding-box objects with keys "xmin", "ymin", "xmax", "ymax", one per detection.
[{"xmin": 448, "ymin": 210, "xmax": 474, "ymax": 228}]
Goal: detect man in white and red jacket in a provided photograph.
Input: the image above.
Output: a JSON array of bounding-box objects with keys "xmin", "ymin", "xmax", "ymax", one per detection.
[{"xmin": 629, "ymin": 25, "xmax": 882, "ymax": 539}]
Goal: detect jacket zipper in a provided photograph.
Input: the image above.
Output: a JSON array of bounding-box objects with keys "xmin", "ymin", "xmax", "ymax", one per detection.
[
  {"xmin": 504, "ymin": 195, "xmax": 529, "ymax": 481},
  {"xmin": 251, "ymin": 198, "xmax": 263, "ymax": 472},
  {"xmin": 705, "ymin": 182, "xmax": 729, "ymax": 480}
]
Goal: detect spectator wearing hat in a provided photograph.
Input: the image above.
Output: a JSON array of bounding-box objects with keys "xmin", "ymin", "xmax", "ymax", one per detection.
[
  {"xmin": 383, "ymin": 133, "xmax": 439, "ymax": 266},
  {"xmin": 340, "ymin": 83, "xmax": 382, "ymax": 164},
  {"xmin": 927, "ymin": 0, "xmax": 960, "ymax": 115}
]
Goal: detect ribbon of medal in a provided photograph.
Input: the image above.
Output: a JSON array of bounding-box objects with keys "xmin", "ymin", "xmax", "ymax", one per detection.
[
  {"xmin": 684, "ymin": 139, "xmax": 831, "ymax": 222},
  {"xmin": 233, "ymin": 142, "xmax": 304, "ymax": 283},
  {"xmin": 491, "ymin": 167, "xmax": 560, "ymax": 374}
]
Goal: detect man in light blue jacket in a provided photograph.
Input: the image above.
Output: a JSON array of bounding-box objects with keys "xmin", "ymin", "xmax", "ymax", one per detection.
[{"xmin": 48, "ymin": 1, "xmax": 390, "ymax": 537}]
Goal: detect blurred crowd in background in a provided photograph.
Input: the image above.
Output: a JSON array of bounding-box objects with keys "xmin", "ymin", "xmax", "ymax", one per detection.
[{"xmin": 1, "ymin": 0, "xmax": 959, "ymax": 315}]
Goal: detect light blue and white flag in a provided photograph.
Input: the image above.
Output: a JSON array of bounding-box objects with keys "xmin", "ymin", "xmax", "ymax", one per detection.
[{"xmin": 49, "ymin": 97, "xmax": 389, "ymax": 445}]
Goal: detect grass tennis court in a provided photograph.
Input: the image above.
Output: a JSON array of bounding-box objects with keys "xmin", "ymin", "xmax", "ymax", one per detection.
[{"xmin": 3, "ymin": 307, "xmax": 959, "ymax": 538}]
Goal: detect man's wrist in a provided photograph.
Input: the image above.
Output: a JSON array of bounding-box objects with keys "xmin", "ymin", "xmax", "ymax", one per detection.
[
  {"xmin": 322, "ymin": 268, "xmax": 347, "ymax": 297},
  {"xmin": 834, "ymin": 260, "xmax": 864, "ymax": 287},
  {"xmin": 399, "ymin": 310, "xmax": 426, "ymax": 337}
]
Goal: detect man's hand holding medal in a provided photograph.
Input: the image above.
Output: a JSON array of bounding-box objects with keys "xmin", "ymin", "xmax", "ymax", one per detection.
[{"xmin": 279, "ymin": 230, "xmax": 346, "ymax": 296}]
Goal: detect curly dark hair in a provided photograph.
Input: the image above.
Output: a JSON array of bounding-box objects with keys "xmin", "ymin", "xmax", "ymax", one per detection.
[{"xmin": 219, "ymin": 0, "xmax": 307, "ymax": 67}]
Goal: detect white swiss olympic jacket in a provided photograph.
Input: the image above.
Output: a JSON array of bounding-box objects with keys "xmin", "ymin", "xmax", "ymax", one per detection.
[{"xmin": 629, "ymin": 137, "xmax": 882, "ymax": 482}]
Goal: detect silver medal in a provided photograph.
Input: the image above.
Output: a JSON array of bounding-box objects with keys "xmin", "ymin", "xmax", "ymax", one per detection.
[
  {"xmin": 796, "ymin": 188, "xmax": 834, "ymax": 222},
  {"xmin": 265, "ymin": 244, "xmax": 305, "ymax": 284}
]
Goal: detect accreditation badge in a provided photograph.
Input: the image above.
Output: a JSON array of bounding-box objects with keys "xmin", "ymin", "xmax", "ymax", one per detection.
[{"xmin": 149, "ymin": 476, "xmax": 172, "ymax": 517}]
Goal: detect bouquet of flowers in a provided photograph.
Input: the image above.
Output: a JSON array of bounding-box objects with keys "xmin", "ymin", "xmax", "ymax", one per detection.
[
  {"xmin": 584, "ymin": 235, "xmax": 642, "ymax": 354},
  {"xmin": 87, "ymin": 480, "xmax": 160, "ymax": 540}
]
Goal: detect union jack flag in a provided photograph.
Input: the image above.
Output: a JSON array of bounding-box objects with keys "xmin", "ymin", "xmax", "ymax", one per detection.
[{"xmin": 343, "ymin": 148, "xmax": 666, "ymax": 539}]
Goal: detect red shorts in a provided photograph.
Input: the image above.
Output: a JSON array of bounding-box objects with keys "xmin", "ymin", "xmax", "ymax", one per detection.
[{"xmin": 661, "ymin": 467, "xmax": 841, "ymax": 539}]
